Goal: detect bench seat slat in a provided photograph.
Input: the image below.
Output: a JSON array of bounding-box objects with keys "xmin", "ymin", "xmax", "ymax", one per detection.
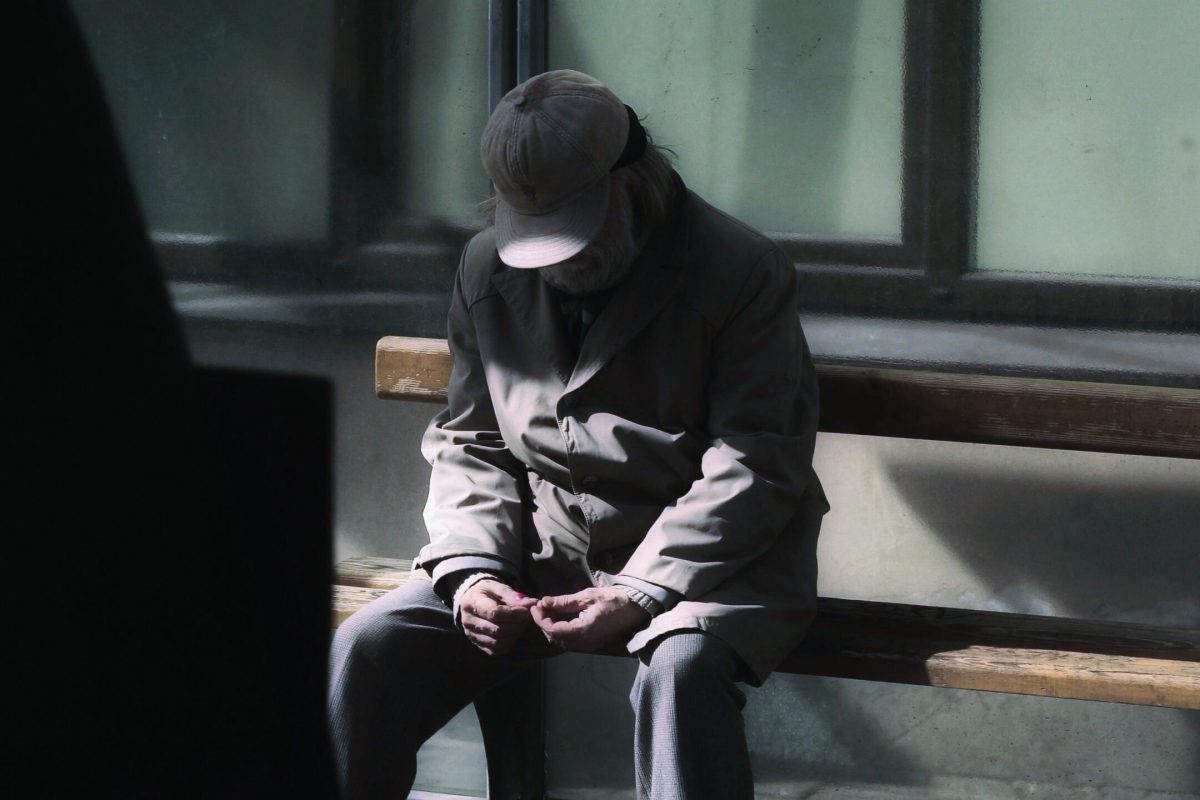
[
  {"xmin": 335, "ymin": 555, "xmax": 415, "ymax": 589},
  {"xmin": 331, "ymin": 558, "xmax": 1200, "ymax": 709},
  {"xmin": 332, "ymin": 584, "xmax": 395, "ymax": 628},
  {"xmin": 375, "ymin": 337, "xmax": 452, "ymax": 404},
  {"xmin": 785, "ymin": 642, "xmax": 1198, "ymax": 708},
  {"xmin": 375, "ymin": 336, "xmax": 1200, "ymax": 459}
]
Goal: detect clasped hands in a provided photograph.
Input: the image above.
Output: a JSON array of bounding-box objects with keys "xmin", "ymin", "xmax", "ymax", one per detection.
[{"xmin": 458, "ymin": 580, "xmax": 648, "ymax": 657}]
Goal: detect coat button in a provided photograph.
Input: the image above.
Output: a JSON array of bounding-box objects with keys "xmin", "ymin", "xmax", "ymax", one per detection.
[
  {"xmin": 580, "ymin": 475, "xmax": 599, "ymax": 490},
  {"xmin": 561, "ymin": 395, "xmax": 577, "ymax": 411}
]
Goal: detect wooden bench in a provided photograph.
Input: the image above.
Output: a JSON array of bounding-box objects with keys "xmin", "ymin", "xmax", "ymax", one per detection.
[{"xmin": 336, "ymin": 335, "xmax": 1200, "ymax": 797}]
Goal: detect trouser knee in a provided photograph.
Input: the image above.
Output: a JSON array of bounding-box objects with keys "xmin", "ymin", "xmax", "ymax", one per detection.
[
  {"xmin": 328, "ymin": 580, "xmax": 464, "ymax": 703},
  {"xmin": 630, "ymin": 631, "xmax": 746, "ymax": 710},
  {"xmin": 332, "ymin": 598, "xmax": 427, "ymax": 676}
]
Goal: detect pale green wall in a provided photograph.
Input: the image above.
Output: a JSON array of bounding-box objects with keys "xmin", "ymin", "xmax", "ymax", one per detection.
[
  {"xmin": 549, "ymin": 0, "xmax": 905, "ymax": 239},
  {"xmin": 976, "ymin": 0, "xmax": 1200, "ymax": 279}
]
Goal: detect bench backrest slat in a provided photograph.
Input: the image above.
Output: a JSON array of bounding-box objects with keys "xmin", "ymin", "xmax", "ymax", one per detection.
[{"xmin": 376, "ymin": 336, "xmax": 1200, "ymax": 460}]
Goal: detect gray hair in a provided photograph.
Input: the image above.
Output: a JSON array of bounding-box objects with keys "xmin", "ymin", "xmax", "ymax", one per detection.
[
  {"xmin": 477, "ymin": 124, "xmax": 681, "ymax": 238},
  {"xmin": 624, "ymin": 129, "xmax": 681, "ymax": 238}
]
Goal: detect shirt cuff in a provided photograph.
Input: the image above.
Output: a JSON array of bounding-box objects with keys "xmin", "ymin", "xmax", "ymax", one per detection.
[
  {"xmin": 613, "ymin": 574, "xmax": 681, "ymax": 613},
  {"xmin": 616, "ymin": 584, "xmax": 663, "ymax": 617},
  {"xmin": 430, "ymin": 555, "xmax": 514, "ymax": 590}
]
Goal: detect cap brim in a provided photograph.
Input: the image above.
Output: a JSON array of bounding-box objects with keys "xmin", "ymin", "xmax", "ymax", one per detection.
[{"xmin": 494, "ymin": 177, "xmax": 610, "ymax": 268}]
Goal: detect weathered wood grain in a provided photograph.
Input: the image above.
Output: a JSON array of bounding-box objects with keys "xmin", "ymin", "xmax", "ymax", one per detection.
[
  {"xmin": 374, "ymin": 336, "xmax": 1200, "ymax": 459},
  {"xmin": 332, "ymin": 584, "xmax": 393, "ymax": 628},
  {"xmin": 817, "ymin": 365, "xmax": 1200, "ymax": 460},
  {"xmin": 332, "ymin": 557, "xmax": 1200, "ymax": 709},
  {"xmin": 782, "ymin": 642, "xmax": 1199, "ymax": 708},
  {"xmin": 335, "ymin": 556, "xmax": 414, "ymax": 589},
  {"xmin": 375, "ymin": 336, "xmax": 452, "ymax": 403},
  {"xmin": 331, "ymin": 559, "xmax": 425, "ymax": 626}
]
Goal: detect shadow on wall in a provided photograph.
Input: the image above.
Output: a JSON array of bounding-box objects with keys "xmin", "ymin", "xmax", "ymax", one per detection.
[
  {"xmin": 746, "ymin": 677, "xmax": 938, "ymax": 790},
  {"xmin": 881, "ymin": 453, "xmax": 1200, "ymax": 628},
  {"xmin": 882, "ymin": 450, "xmax": 1200, "ymax": 787},
  {"xmin": 546, "ymin": 652, "xmax": 938, "ymax": 794}
]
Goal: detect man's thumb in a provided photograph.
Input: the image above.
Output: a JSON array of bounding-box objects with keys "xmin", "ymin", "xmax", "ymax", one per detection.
[{"xmin": 539, "ymin": 593, "xmax": 584, "ymax": 611}]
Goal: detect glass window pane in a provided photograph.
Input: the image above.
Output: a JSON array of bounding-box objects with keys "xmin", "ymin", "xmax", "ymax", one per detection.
[
  {"xmin": 71, "ymin": 0, "xmax": 332, "ymax": 243},
  {"xmin": 548, "ymin": 0, "xmax": 904, "ymax": 239},
  {"xmin": 975, "ymin": 0, "xmax": 1200, "ymax": 280},
  {"xmin": 392, "ymin": 1, "xmax": 490, "ymax": 230},
  {"xmin": 72, "ymin": 0, "xmax": 489, "ymax": 242}
]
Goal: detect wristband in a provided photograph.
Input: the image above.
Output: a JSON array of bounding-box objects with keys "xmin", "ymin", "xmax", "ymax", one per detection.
[{"xmin": 618, "ymin": 584, "xmax": 663, "ymax": 617}]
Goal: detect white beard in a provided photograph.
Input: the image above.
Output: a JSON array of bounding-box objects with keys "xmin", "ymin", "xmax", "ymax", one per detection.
[{"xmin": 539, "ymin": 182, "xmax": 641, "ymax": 297}]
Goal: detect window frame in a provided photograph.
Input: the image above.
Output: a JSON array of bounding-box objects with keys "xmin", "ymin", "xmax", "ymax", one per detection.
[
  {"xmin": 790, "ymin": 0, "xmax": 1197, "ymax": 330},
  {"xmin": 514, "ymin": 0, "xmax": 1196, "ymax": 331},
  {"xmin": 162, "ymin": 0, "xmax": 1197, "ymax": 334}
]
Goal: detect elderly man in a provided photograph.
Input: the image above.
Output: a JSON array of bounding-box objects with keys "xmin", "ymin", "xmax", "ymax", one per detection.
[{"xmin": 329, "ymin": 69, "xmax": 828, "ymax": 800}]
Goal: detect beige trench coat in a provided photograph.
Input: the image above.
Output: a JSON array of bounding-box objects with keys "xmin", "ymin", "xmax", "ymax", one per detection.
[{"xmin": 413, "ymin": 190, "xmax": 829, "ymax": 684}]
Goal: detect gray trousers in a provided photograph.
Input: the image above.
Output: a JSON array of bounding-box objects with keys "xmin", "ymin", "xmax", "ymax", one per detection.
[{"xmin": 328, "ymin": 579, "xmax": 753, "ymax": 800}]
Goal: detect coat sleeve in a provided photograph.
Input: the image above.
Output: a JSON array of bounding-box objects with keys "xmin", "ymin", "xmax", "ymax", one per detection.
[
  {"xmin": 413, "ymin": 253, "xmax": 526, "ymax": 587},
  {"xmin": 615, "ymin": 246, "xmax": 824, "ymax": 604}
]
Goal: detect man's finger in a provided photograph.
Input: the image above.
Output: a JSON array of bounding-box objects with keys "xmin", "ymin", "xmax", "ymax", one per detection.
[
  {"xmin": 542, "ymin": 617, "xmax": 589, "ymax": 635},
  {"xmin": 531, "ymin": 604, "xmax": 579, "ymax": 631},
  {"xmin": 462, "ymin": 615, "xmax": 501, "ymax": 638},
  {"xmin": 538, "ymin": 593, "xmax": 589, "ymax": 614},
  {"xmin": 464, "ymin": 616, "xmax": 525, "ymax": 656},
  {"xmin": 492, "ymin": 636, "xmax": 523, "ymax": 655},
  {"xmin": 488, "ymin": 603, "xmax": 533, "ymax": 623},
  {"xmin": 466, "ymin": 595, "xmax": 530, "ymax": 625},
  {"xmin": 536, "ymin": 613, "xmax": 593, "ymax": 646},
  {"xmin": 481, "ymin": 582, "xmax": 537, "ymax": 607},
  {"xmin": 491, "ymin": 626, "xmax": 523, "ymax": 643},
  {"xmin": 466, "ymin": 631, "xmax": 499, "ymax": 650},
  {"xmin": 463, "ymin": 613, "xmax": 527, "ymax": 647},
  {"xmin": 530, "ymin": 606, "xmax": 566, "ymax": 644},
  {"xmin": 543, "ymin": 621, "xmax": 593, "ymax": 651}
]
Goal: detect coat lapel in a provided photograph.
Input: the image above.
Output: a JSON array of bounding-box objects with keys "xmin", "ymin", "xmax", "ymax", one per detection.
[
  {"xmin": 566, "ymin": 195, "xmax": 692, "ymax": 394},
  {"xmin": 491, "ymin": 265, "xmax": 575, "ymax": 385}
]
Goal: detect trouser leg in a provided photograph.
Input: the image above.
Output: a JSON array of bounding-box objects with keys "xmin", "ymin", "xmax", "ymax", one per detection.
[
  {"xmin": 630, "ymin": 631, "xmax": 753, "ymax": 800},
  {"xmin": 327, "ymin": 579, "xmax": 540, "ymax": 800}
]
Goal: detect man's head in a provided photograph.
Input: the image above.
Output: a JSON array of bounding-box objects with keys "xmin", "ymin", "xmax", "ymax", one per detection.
[
  {"xmin": 480, "ymin": 69, "xmax": 678, "ymax": 295},
  {"xmin": 537, "ymin": 170, "xmax": 641, "ymax": 296}
]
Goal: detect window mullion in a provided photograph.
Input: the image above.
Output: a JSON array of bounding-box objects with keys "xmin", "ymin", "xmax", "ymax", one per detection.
[
  {"xmin": 489, "ymin": 0, "xmax": 517, "ymax": 113},
  {"xmin": 516, "ymin": 0, "xmax": 547, "ymax": 85},
  {"xmin": 905, "ymin": 0, "xmax": 977, "ymax": 294}
]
